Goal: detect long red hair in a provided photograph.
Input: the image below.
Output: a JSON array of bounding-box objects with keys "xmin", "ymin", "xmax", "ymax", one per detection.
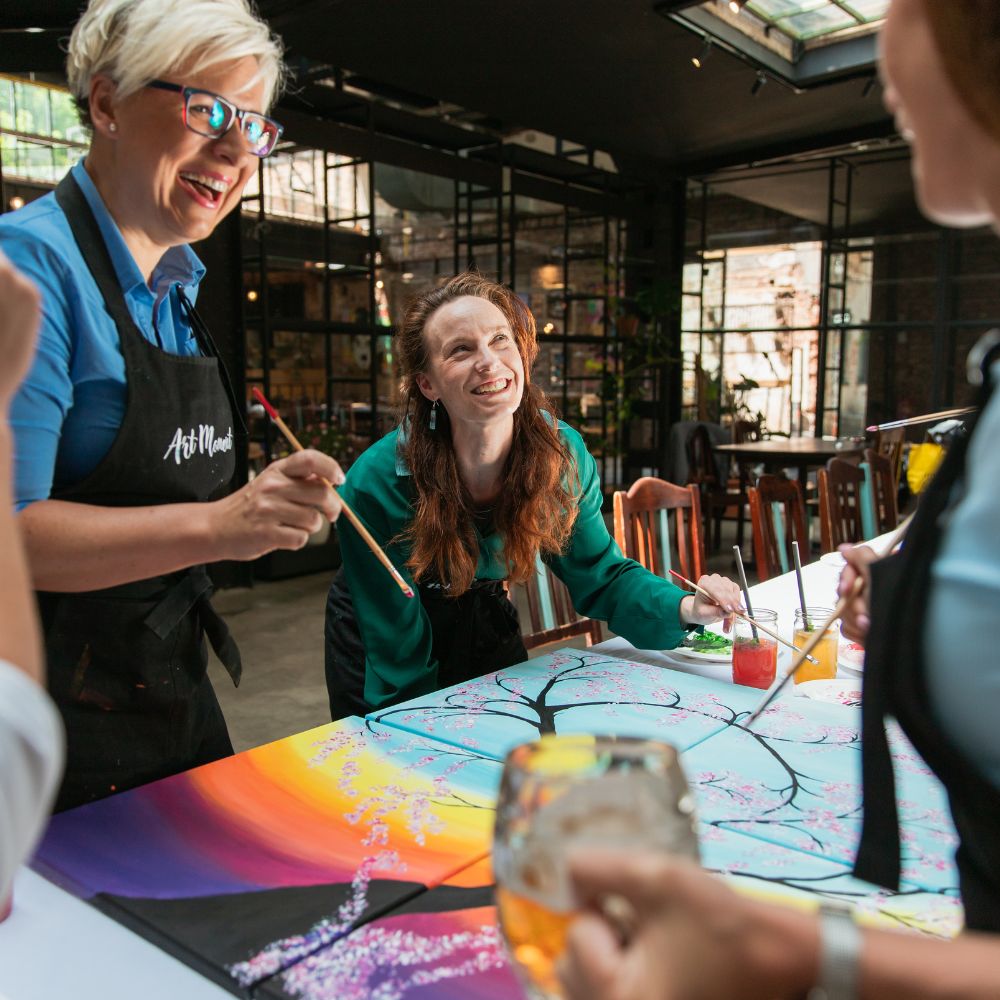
[{"xmin": 396, "ymin": 273, "xmax": 578, "ymax": 595}]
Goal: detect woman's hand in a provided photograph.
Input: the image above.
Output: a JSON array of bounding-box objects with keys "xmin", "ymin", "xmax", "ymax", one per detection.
[
  {"xmin": 210, "ymin": 449, "xmax": 345, "ymax": 562},
  {"xmin": 679, "ymin": 574, "xmax": 744, "ymax": 632},
  {"xmin": 0, "ymin": 250, "xmax": 41, "ymax": 408},
  {"xmin": 558, "ymin": 849, "xmax": 818, "ymax": 1000},
  {"xmin": 837, "ymin": 544, "xmax": 878, "ymax": 644}
]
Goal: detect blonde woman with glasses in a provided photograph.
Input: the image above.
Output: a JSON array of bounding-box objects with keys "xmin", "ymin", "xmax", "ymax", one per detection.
[{"xmin": 0, "ymin": 0, "xmax": 344, "ymax": 812}]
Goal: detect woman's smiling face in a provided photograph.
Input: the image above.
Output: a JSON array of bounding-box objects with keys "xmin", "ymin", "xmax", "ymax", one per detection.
[
  {"xmin": 98, "ymin": 55, "xmax": 266, "ymax": 247},
  {"xmin": 416, "ymin": 295, "xmax": 526, "ymax": 430}
]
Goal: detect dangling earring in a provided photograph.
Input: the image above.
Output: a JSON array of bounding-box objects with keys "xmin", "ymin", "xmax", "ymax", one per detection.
[{"xmin": 429, "ymin": 400, "xmax": 439, "ymax": 431}]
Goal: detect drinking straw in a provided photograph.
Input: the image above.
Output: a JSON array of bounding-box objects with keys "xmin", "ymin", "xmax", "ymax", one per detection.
[
  {"xmin": 792, "ymin": 540, "xmax": 810, "ymax": 631},
  {"xmin": 252, "ymin": 387, "xmax": 414, "ymax": 599},
  {"xmin": 732, "ymin": 545, "xmax": 757, "ymax": 640}
]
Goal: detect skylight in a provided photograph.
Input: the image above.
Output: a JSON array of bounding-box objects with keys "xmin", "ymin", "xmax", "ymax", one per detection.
[{"xmin": 659, "ymin": 0, "xmax": 888, "ymax": 88}]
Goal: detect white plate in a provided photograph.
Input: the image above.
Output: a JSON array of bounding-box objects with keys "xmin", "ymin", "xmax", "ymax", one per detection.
[
  {"xmin": 793, "ymin": 678, "xmax": 863, "ymax": 708},
  {"xmin": 819, "ymin": 551, "xmax": 847, "ymax": 570},
  {"xmin": 668, "ymin": 633, "xmax": 733, "ymax": 663},
  {"xmin": 838, "ymin": 639, "xmax": 866, "ymax": 674}
]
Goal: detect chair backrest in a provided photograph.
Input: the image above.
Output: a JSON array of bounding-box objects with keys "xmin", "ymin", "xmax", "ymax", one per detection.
[
  {"xmin": 872, "ymin": 427, "xmax": 905, "ymax": 490},
  {"xmin": 747, "ymin": 475, "xmax": 808, "ymax": 583},
  {"xmin": 862, "ymin": 448, "xmax": 899, "ymax": 535},
  {"xmin": 685, "ymin": 425, "xmax": 720, "ymax": 487},
  {"xmin": 612, "ymin": 477, "xmax": 706, "ymax": 582},
  {"xmin": 817, "ymin": 457, "xmax": 867, "ymax": 553},
  {"xmin": 520, "ymin": 557, "xmax": 603, "ymax": 652}
]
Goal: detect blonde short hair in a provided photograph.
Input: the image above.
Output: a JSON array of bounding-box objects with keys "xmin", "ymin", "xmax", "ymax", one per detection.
[{"xmin": 66, "ymin": 0, "xmax": 285, "ymax": 126}]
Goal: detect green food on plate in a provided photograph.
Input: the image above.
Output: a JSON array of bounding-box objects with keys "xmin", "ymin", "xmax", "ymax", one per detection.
[{"xmin": 682, "ymin": 631, "xmax": 734, "ymax": 654}]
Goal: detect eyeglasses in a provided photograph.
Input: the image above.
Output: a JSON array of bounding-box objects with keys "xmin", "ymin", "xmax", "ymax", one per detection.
[{"xmin": 146, "ymin": 80, "xmax": 284, "ymax": 158}]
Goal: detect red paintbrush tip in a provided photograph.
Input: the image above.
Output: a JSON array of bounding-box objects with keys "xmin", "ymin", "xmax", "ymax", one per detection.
[
  {"xmin": 865, "ymin": 424, "xmax": 878, "ymax": 433},
  {"xmin": 252, "ymin": 386, "xmax": 279, "ymax": 421}
]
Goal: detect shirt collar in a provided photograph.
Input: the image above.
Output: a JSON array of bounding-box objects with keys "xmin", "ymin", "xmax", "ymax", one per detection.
[{"xmin": 73, "ymin": 159, "xmax": 206, "ymax": 299}]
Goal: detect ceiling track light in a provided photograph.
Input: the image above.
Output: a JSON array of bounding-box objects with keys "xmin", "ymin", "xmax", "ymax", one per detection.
[
  {"xmin": 751, "ymin": 70, "xmax": 767, "ymax": 96},
  {"xmin": 691, "ymin": 37, "xmax": 712, "ymax": 69}
]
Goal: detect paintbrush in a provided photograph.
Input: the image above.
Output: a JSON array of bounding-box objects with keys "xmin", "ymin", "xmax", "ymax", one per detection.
[
  {"xmin": 866, "ymin": 407, "xmax": 974, "ymax": 432},
  {"xmin": 252, "ymin": 388, "xmax": 414, "ymax": 599}
]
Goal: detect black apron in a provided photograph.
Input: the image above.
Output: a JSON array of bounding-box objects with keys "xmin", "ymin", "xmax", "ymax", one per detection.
[
  {"xmin": 41, "ymin": 173, "xmax": 245, "ymax": 812},
  {"xmin": 855, "ymin": 335, "xmax": 1000, "ymax": 931},
  {"xmin": 324, "ymin": 566, "xmax": 527, "ymax": 720}
]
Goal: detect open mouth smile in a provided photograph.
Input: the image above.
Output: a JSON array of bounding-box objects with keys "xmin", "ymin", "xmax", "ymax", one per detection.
[
  {"xmin": 472, "ymin": 378, "xmax": 511, "ymax": 395},
  {"xmin": 179, "ymin": 171, "xmax": 231, "ymax": 208}
]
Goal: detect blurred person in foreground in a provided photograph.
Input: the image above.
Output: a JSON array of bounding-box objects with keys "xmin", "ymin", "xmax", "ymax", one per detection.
[
  {"xmin": 0, "ymin": 0, "xmax": 343, "ymax": 812},
  {"xmin": 0, "ymin": 253, "xmax": 64, "ymax": 900},
  {"xmin": 559, "ymin": 1, "xmax": 1000, "ymax": 996}
]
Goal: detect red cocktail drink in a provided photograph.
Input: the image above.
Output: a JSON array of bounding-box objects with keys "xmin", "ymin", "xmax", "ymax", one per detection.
[
  {"xmin": 732, "ymin": 608, "xmax": 779, "ymax": 690},
  {"xmin": 733, "ymin": 637, "xmax": 778, "ymax": 689}
]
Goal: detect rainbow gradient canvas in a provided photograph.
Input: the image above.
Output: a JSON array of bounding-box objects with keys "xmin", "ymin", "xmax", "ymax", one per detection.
[{"xmin": 34, "ymin": 718, "xmax": 502, "ymax": 994}]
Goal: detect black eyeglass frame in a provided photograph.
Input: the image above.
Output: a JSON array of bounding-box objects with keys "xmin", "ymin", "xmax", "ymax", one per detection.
[{"xmin": 145, "ymin": 79, "xmax": 284, "ymax": 157}]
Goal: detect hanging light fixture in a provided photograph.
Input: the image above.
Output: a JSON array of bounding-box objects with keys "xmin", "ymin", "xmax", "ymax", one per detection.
[{"xmin": 691, "ymin": 37, "xmax": 712, "ymax": 69}]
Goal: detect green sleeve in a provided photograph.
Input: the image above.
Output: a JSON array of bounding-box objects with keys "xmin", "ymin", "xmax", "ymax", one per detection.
[
  {"xmin": 335, "ymin": 437, "xmax": 439, "ymax": 709},
  {"xmin": 547, "ymin": 424, "xmax": 690, "ymax": 650}
]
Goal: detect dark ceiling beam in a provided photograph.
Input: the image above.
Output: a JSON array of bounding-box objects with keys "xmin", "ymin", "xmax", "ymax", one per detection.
[
  {"xmin": 680, "ymin": 117, "xmax": 897, "ymax": 176},
  {"xmin": 279, "ymin": 106, "xmax": 502, "ymax": 186}
]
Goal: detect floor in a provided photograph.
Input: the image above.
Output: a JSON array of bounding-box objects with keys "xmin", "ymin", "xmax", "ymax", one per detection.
[{"xmin": 209, "ymin": 515, "xmax": 754, "ymax": 752}]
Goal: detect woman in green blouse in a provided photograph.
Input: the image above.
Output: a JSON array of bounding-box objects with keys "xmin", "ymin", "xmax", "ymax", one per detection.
[{"xmin": 324, "ymin": 273, "xmax": 742, "ymax": 719}]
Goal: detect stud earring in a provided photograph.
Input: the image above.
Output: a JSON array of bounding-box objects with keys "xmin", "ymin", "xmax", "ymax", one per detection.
[
  {"xmin": 429, "ymin": 400, "xmax": 439, "ymax": 431},
  {"xmin": 109, "ymin": 123, "xmax": 118, "ymax": 133}
]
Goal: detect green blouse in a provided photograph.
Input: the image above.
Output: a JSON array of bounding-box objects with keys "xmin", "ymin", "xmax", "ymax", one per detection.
[{"xmin": 337, "ymin": 420, "xmax": 690, "ymax": 709}]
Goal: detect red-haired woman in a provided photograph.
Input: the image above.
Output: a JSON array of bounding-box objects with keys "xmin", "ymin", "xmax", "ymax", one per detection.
[{"xmin": 324, "ymin": 272, "xmax": 743, "ymax": 718}]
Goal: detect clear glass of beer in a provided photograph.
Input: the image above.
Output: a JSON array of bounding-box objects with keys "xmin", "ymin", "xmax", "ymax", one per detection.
[{"xmin": 493, "ymin": 734, "xmax": 699, "ymax": 999}]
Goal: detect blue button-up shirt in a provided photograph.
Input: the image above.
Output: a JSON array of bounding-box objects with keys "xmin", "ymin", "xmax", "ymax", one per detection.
[
  {"xmin": 0, "ymin": 159, "xmax": 206, "ymax": 508},
  {"xmin": 925, "ymin": 359, "xmax": 1000, "ymax": 789}
]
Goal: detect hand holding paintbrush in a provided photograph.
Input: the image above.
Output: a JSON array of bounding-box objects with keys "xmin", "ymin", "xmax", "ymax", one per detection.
[
  {"xmin": 745, "ymin": 514, "xmax": 914, "ymax": 725},
  {"xmin": 253, "ymin": 388, "xmax": 415, "ymax": 599},
  {"xmin": 668, "ymin": 569, "xmax": 819, "ymax": 664}
]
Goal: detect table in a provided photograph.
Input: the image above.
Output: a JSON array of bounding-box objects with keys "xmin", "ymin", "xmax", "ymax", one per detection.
[
  {"xmin": 715, "ymin": 437, "xmax": 864, "ymax": 487},
  {"xmin": 1, "ymin": 536, "xmax": 956, "ymax": 999}
]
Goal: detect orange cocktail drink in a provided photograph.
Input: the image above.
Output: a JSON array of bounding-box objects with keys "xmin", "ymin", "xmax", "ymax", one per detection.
[
  {"xmin": 493, "ymin": 735, "xmax": 700, "ymax": 999},
  {"xmin": 793, "ymin": 607, "xmax": 839, "ymax": 683}
]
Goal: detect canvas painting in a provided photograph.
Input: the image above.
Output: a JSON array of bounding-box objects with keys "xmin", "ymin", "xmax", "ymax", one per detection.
[{"xmin": 34, "ymin": 719, "xmax": 503, "ymax": 994}]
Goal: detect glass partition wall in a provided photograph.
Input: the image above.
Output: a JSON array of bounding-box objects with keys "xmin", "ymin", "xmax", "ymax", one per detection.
[{"xmin": 683, "ymin": 145, "xmax": 1000, "ymax": 439}]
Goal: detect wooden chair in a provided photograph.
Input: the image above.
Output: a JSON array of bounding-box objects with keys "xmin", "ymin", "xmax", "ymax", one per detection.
[
  {"xmin": 817, "ymin": 457, "xmax": 867, "ymax": 553},
  {"xmin": 862, "ymin": 448, "xmax": 899, "ymax": 535},
  {"xmin": 872, "ymin": 426, "xmax": 906, "ymax": 491},
  {"xmin": 747, "ymin": 475, "xmax": 809, "ymax": 583},
  {"xmin": 612, "ymin": 477, "xmax": 706, "ymax": 582},
  {"xmin": 685, "ymin": 425, "xmax": 743, "ymax": 552},
  {"xmin": 520, "ymin": 557, "xmax": 603, "ymax": 652}
]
